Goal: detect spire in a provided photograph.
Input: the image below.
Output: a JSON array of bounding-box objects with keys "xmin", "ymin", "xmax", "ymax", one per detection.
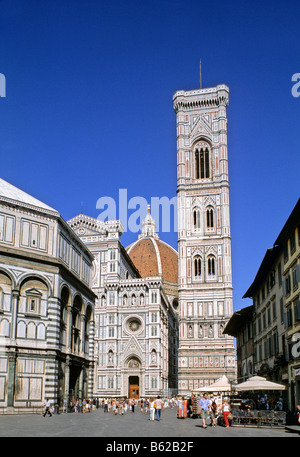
[{"xmin": 139, "ymin": 205, "xmax": 159, "ymax": 240}]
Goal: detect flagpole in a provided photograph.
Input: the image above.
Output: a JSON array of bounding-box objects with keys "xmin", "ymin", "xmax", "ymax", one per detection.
[{"xmin": 200, "ymin": 60, "xmax": 202, "ymax": 89}]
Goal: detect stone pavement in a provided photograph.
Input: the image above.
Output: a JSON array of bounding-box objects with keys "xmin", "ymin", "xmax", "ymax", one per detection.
[{"xmin": 0, "ymin": 407, "xmax": 298, "ymax": 439}]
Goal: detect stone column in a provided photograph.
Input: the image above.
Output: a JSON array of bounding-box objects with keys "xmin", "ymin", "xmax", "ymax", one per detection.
[
  {"xmin": 7, "ymin": 351, "xmax": 16, "ymax": 407},
  {"xmin": 10, "ymin": 290, "xmax": 19, "ymax": 340}
]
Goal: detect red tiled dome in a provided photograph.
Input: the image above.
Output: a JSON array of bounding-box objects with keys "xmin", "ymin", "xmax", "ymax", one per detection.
[{"xmin": 126, "ymin": 237, "xmax": 178, "ymax": 284}]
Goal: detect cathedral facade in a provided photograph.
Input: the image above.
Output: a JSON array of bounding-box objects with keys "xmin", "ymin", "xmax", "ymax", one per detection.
[{"xmin": 68, "ymin": 209, "xmax": 178, "ymax": 399}]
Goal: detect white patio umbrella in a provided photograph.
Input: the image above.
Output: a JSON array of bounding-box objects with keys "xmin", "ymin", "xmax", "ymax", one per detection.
[
  {"xmin": 194, "ymin": 375, "xmax": 232, "ymax": 393},
  {"xmin": 235, "ymin": 376, "xmax": 286, "ymax": 391}
]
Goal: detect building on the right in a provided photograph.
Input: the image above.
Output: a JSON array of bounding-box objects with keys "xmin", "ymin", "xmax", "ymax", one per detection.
[{"xmin": 225, "ymin": 198, "xmax": 300, "ymax": 413}]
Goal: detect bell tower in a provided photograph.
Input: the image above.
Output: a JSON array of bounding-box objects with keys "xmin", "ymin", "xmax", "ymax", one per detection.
[{"xmin": 173, "ymin": 84, "xmax": 236, "ymax": 395}]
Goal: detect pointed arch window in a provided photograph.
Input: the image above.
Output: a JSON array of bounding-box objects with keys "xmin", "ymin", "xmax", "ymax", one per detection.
[
  {"xmin": 194, "ymin": 256, "xmax": 202, "ymax": 277},
  {"xmin": 206, "ymin": 207, "xmax": 214, "ymax": 229},
  {"xmin": 193, "ymin": 208, "xmax": 200, "ymax": 230},
  {"xmin": 208, "ymin": 256, "xmax": 216, "ymax": 276},
  {"xmin": 195, "ymin": 144, "xmax": 210, "ymax": 179}
]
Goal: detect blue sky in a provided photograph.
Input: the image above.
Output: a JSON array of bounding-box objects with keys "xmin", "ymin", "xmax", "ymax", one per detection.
[{"xmin": 0, "ymin": 0, "xmax": 299, "ymax": 312}]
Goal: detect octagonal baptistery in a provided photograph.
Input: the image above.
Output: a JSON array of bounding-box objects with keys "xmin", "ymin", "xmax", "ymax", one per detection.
[{"xmin": 126, "ymin": 207, "xmax": 179, "ymax": 311}]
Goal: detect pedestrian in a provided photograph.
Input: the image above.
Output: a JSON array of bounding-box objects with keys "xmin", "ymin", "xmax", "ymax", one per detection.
[
  {"xmin": 155, "ymin": 395, "xmax": 163, "ymax": 421},
  {"xmin": 276, "ymin": 397, "xmax": 283, "ymax": 411},
  {"xmin": 140, "ymin": 398, "xmax": 144, "ymax": 412},
  {"xmin": 144, "ymin": 398, "xmax": 149, "ymax": 414},
  {"xmin": 222, "ymin": 398, "xmax": 231, "ymax": 428},
  {"xmin": 199, "ymin": 393, "xmax": 210, "ymax": 429},
  {"xmin": 86, "ymin": 399, "xmax": 91, "ymax": 412},
  {"xmin": 112, "ymin": 399, "xmax": 118, "ymax": 415},
  {"xmin": 104, "ymin": 398, "xmax": 108, "ymax": 412},
  {"xmin": 177, "ymin": 396, "xmax": 188, "ymax": 419},
  {"xmin": 210, "ymin": 398, "xmax": 217, "ymax": 427},
  {"xmin": 131, "ymin": 398, "xmax": 135, "ymax": 413},
  {"xmin": 43, "ymin": 399, "xmax": 52, "ymax": 417},
  {"xmin": 118, "ymin": 398, "xmax": 124, "ymax": 415},
  {"xmin": 149, "ymin": 397, "xmax": 155, "ymax": 421}
]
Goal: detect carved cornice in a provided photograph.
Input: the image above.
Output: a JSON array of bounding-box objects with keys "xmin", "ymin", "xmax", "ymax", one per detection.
[{"xmin": 173, "ymin": 85, "xmax": 229, "ymax": 113}]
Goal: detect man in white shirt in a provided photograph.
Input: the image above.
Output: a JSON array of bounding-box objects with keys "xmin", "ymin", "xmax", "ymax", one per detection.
[{"xmin": 43, "ymin": 399, "xmax": 52, "ymax": 417}]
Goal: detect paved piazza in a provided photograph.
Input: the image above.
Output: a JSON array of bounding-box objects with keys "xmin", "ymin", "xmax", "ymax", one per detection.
[{"xmin": 0, "ymin": 407, "xmax": 298, "ymax": 441}]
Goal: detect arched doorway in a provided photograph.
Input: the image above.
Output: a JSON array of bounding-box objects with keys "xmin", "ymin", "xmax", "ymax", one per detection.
[
  {"xmin": 127, "ymin": 356, "xmax": 141, "ymax": 399},
  {"xmin": 129, "ymin": 376, "xmax": 139, "ymax": 399}
]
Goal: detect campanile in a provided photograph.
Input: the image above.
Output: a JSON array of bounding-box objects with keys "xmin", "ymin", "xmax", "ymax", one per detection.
[{"xmin": 173, "ymin": 84, "xmax": 236, "ymax": 394}]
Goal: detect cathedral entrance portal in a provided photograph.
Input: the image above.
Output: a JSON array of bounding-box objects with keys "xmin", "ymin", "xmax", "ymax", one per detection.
[{"xmin": 129, "ymin": 376, "xmax": 139, "ymax": 399}]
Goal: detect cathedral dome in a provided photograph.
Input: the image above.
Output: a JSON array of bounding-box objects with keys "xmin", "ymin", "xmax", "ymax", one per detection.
[{"xmin": 126, "ymin": 206, "xmax": 178, "ymax": 284}]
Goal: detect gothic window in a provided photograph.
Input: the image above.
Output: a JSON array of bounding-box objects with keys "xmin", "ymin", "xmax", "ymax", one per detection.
[
  {"xmin": 206, "ymin": 207, "xmax": 214, "ymax": 229},
  {"xmin": 195, "ymin": 143, "xmax": 210, "ymax": 179},
  {"xmin": 194, "ymin": 256, "xmax": 202, "ymax": 277},
  {"xmin": 151, "ymin": 312, "xmax": 157, "ymax": 322},
  {"xmin": 151, "ymin": 291, "xmax": 157, "ymax": 303},
  {"xmin": 193, "ymin": 208, "xmax": 200, "ymax": 230},
  {"xmin": 151, "ymin": 325, "xmax": 158, "ymax": 336},
  {"xmin": 151, "ymin": 377, "xmax": 158, "ymax": 388},
  {"xmin": 208, "ymin": 256, "xmax": 216, "ymax": 276}
]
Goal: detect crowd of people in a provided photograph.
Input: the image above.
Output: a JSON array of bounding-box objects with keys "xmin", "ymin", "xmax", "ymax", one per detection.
[
  {"xmin": 43, "ymin": 391, "xmax": 288, "ymax": 427},
  {"xmin": 65, "ymin": 398, "xmax": 96, "ymax": 413},
  {"xmin": 101, "ymin": 395, "xmax": 166, "ymax": 421},
  {"xmin": 98, "ymin": 393, "xmax": 234, "ymax": 427},
  {"xmin": 233, "ymin": 393, "xmax": 285, "ymax": 411},
  {"xmin": 177, "ymin": 393, "xmax": 232, "ymax": 428}
]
